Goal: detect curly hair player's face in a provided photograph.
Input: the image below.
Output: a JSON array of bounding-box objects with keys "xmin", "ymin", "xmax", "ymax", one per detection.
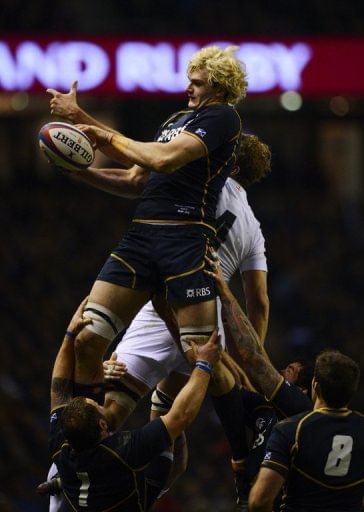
[{"xmin": 186, "ymin": 69, "xmax": 221, "ymax": 109}]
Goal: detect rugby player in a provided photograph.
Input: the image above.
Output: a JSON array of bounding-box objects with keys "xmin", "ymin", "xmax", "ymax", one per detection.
[
  {"xmin": 47, "ymin": 299, "xmax": 221, "ymax": 511},
  {"xmin": 46, "ymin": 45, "xmax": 248, "ymax": 396},
  {"xmin": 249, "ymin": 350, "xmax": 364, "ymax": 512},
  {"xmin": 205, "ymin": 249, "xmax": 313, "ymax": 510},
  {"xmin": 42, "ymin": 127, "xmax": 271, "ymax": 510}
]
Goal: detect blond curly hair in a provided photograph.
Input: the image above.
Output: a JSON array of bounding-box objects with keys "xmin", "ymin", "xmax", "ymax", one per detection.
[{"xmin": 187, "ymin": 45, "xmax": 248, "ymax": 105}]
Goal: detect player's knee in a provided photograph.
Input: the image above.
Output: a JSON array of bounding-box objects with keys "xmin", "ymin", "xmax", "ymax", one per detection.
[
  {"xmin": 151, "ymin": 387, "xmax": 174, "ymax": 413},
  {"xmin": 74, "ymin": 328, "xmax": 101, "ymax": 360},
  {"xmin": 104, "ymin": 385, "xmax": 140, "ymax": 429}
]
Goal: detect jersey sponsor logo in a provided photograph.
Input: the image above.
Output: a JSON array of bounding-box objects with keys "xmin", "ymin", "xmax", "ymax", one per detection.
[
  {"xmin": 186, "ymin": 286, "xmax": 211, "ymax": 298},
  {"xmin": 158, "ymin": 126, "xmax": 185, "ymax": 142},
  {"xmin": 175, "ymin": 204, "xmax": 196, "ymax": 215},
  {"xmin": 157, "ymin": 117, "xmax": 195, "ymax": 142},
  {"xmin": 195, "ymin": 128, "xmax": 207, "ymax": 137}
]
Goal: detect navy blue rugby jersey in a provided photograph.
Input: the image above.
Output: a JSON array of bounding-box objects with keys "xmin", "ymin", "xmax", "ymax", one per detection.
[
  {"xmin": 133, "ymin": 104, "xmax": 242, "ymax": 229},
  {"xmin": 49, "ymin": 408, "xmax": 171, "ymax": 511},
  {"xmin": 261, "ymin": 408, "xmax": 364, "ymax": 511}
]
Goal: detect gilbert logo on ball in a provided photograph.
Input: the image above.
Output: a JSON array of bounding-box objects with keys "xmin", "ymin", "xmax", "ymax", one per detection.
[{"xmin": 39, "ymin": 122, "xmax": 95, "ymax": 171}]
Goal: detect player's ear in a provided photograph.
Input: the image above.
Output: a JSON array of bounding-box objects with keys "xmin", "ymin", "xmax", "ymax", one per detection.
[
  {"xmin": 311, "ymin": 377, "xmax": 319, "ymax": 397},
  {"xmin": 99, "ymin": 418, "xmax": 108, "ymax": 433}
]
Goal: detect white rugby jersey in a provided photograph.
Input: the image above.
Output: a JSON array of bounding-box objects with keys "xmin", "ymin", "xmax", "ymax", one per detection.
[{"xmin": 216, "ymin": 177, "xmax": 267, "ymax": 280}]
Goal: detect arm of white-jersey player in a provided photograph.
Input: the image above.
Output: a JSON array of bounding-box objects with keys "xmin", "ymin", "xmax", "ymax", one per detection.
[
  {"xmin": 241, "ymin": 270, "xmax": 269, "ymax": 343},
  {"xmin": 67, "ymin": 165, "xmax": 149, "ymax": 199}
]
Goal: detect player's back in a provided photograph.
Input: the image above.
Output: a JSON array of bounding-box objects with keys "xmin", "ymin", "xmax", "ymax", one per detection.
[
  {"xmin": 55, "ymin": 432, "xmax": 145, "ymax": 511},
  {"xmin": 281, "ymin": 408, "xmax": 364, "ymax": 511},
  {"xmin": 216, "ymin": 177, "xmax": 267, "ymax": 281}
]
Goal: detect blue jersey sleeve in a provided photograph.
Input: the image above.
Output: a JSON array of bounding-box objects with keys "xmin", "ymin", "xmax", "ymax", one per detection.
[
  {"xmin": 113, "ymin": 418, "xmax": 172, "ymax": 470},
  {"xmin": 261, "ymin": 417, "xmax": 298, "ymax": 478},
  {"xmin": 184, "ymin": 105, "xmax": 241, "ymax": 154}
]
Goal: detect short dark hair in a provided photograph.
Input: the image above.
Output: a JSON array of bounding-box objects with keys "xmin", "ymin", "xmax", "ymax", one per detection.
[
  {"xmin": 60, "ymin": 396, "xmax": 103, "ymax": 451},
  {"xmin": 233, "ymin": 133, "xmax": 272, "ymax": 188},
  {"xmin": 314, "ymin": 350, "xmax": 360, "ymax": 408}
]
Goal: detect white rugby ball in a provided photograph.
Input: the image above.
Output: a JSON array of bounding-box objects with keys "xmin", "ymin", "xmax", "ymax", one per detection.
[{"xmin": 39, "ymin": 121, "xmax": 95, "ymax": 171}]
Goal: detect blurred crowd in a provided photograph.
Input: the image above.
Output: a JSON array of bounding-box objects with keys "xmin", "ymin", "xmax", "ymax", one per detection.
[{"xmin": 1, "ymin": 0, "xmax": 364, "ymax": 36}]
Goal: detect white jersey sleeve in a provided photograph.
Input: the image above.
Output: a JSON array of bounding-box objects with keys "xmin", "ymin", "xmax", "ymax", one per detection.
[{"xmin": 216, "ymin": 178, "xmax": 267, "ymax": 281}]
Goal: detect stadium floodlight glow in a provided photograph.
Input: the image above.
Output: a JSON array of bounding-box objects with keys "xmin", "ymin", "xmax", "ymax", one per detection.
[
  {"xmin": 280, "ymin": 91, "xmax": 303, "ymax": 111},
  {"xmin": 329, "ymin": 96, "xmax": 350, "ymax": 116}
]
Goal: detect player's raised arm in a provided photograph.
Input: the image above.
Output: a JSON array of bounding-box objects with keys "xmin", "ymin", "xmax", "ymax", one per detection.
[
  {"xmin": 46, "ymin": 81, "xmax": 133, "ymax": 166},
  {"xmin": 205, "ymin": 250, "xmax": 282, "ymax": 398},
  {"xmin": 160, "ymin": 330, "xmax": 221, "ymax": 441},
  {"xmin": 50, "ymin": 298, "xmax": 91, "ymax": 412},
  {"xmin": 47, "ymin": 80, "xmax": 113, "ymax": 131},
  {"xmin": 77, "ymin": 125, "xmax": 207, "ymax": 174},
  {"xmin": 248, "ymin": 468, "xmax": 285, "ymax": 512}
]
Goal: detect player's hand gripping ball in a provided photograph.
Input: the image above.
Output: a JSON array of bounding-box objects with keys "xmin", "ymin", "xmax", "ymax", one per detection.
[{"xmin": 38, "ymin": 121, "xmax": 95, "ymax": 172}]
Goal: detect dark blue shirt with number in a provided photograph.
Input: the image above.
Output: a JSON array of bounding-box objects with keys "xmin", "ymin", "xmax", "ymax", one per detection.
[
  {"xmin": 262, "ymin": 408, "xmax": 364, "ymax": 511},
  {"xmin": 133, "ymin": 104, "xmax": 242, "ymax": 228},
  {"xmin": 49, "ymin": 408, "xmax": 171, "ymax": 511}
]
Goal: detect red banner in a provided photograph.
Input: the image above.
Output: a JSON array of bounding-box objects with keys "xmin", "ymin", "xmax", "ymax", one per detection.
[{"xmin": 1, "ymin": 36, "xmax": 363, "ymax": 96}]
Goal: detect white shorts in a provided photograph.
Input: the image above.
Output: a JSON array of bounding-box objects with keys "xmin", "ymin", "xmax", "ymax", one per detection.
[
  {"xmin": 115, "ymin": 299, "xmax": 225, "ymax": 390},
  {"xmin": 115, "ymin": 301, "xmax": 191, "ymax": 389}
]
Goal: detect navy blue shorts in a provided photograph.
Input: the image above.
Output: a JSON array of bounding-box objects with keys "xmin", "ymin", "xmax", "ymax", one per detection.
[
  {"xmin": 97, "ymin": 222, "xmax": 216, "ymax": 305},
  {"xmin": 270, "ymin": 380, "xmax": 312, "ymax": 419}
]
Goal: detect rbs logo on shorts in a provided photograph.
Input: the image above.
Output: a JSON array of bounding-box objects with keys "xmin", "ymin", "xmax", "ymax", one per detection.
[{"xmin": 186, "ymin": 287, "xmax": 211, "ymax": 298}]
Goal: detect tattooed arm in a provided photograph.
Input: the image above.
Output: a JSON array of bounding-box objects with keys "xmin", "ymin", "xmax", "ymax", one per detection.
[
  {"xmin": 205, "ymin": 251, "xmax": 283, "ymax": 399},
  {"xmin": 50, "ymin": 299, "xmax": 91, "ymax": 411}
]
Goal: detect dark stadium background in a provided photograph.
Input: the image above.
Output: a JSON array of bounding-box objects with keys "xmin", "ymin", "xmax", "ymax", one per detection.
[{"xmin": 1, "ymin": 1, "xmax": 364, "ymax": 510}]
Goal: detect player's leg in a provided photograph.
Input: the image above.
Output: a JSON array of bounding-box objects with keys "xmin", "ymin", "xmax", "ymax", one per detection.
[
  {"xmin": 103, "ymin": 300, "xmax": 190, "ymax": 429},
  {"xmin": 150, "ymin": 372, "xmax": 189, "ymax": 498},
  {"xmin": 74, "ymin": 280, "xmax": 150, "ymax": 384},
  {"xmin": 176, "ymin": 299, "xmax": 250, "ymax": 512},
  {"xmin": 74, "ymin": 223, "xmax": 157, "ymax": 384}
]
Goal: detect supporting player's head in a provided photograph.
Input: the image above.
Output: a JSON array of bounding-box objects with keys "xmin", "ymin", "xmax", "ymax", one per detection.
[
  {"xmin": 233, "ymin": 133, "xmax": 272, "ymax": 188},
  {"xmin": 60, "ymin": 396, "xmax": 108, "ymax": 451},
  {"xmin": 312, "ymin": 350, "xmax": 360, "ymax": 408},
  {"xmin": 281, "ymin": 359, "xmax": 314, "ymax": 395},
  {"xmin": 187, "ymin": 45, "xmax": 248, "ymax": 106}
]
